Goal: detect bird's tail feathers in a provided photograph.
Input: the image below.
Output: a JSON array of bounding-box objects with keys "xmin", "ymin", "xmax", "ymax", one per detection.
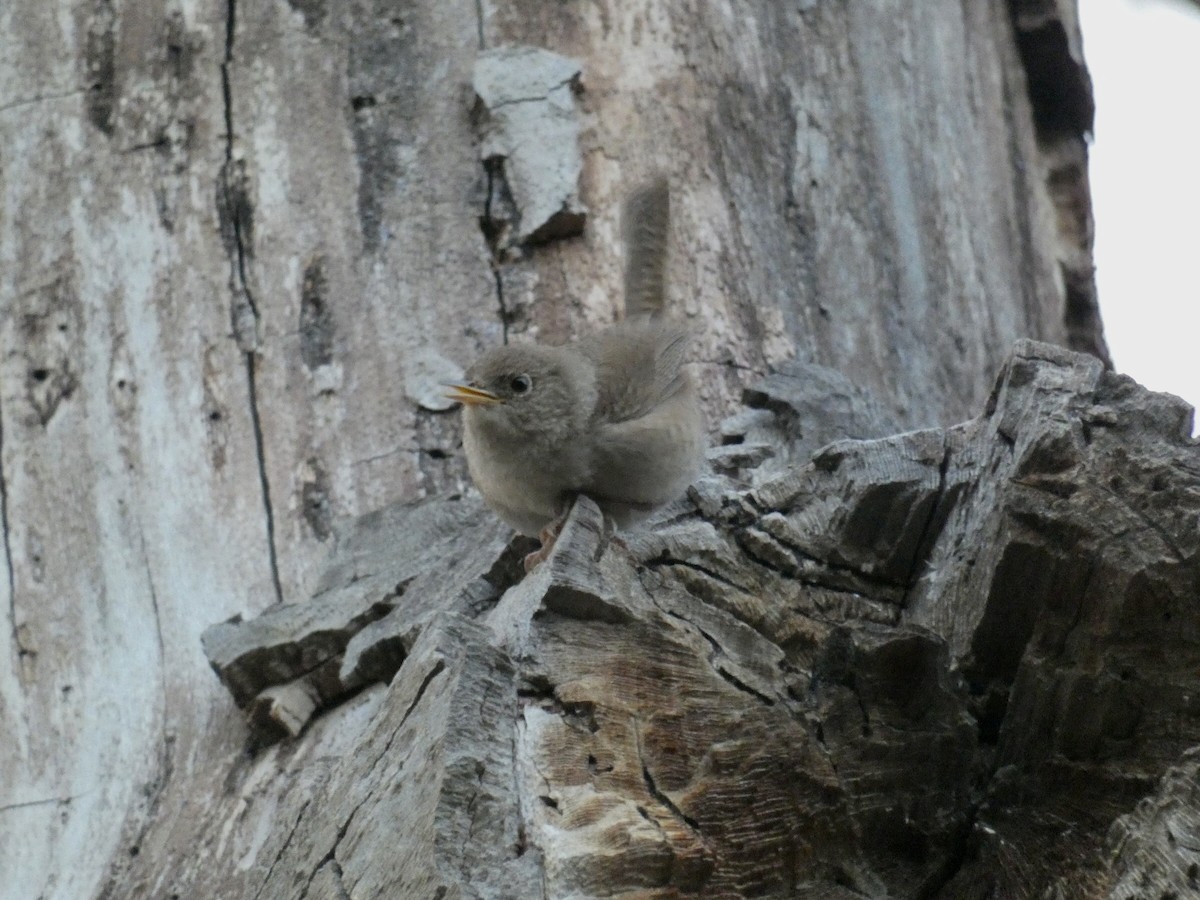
[{"xmin": 622, "ymin": 175, "xmax": 671, "ymax": 321}]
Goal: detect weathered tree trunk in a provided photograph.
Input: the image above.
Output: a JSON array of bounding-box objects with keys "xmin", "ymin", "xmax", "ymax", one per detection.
[{"xmin": 9, "ymin": 1, "xmax": 1196, "ymax": 899}]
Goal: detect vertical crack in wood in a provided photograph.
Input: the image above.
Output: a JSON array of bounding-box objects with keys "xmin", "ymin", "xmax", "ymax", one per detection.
[
  {"xmin": 474, "ymin": 0, "xmax": 486, "ymax": 50},
  {"xmin": 910, "ymin": 802, "xmax": 981, "ymax": 900},
  {"xmin": 482, "ymin": 163, "xmax": 510, "ymax": 345},
  {"xmin": 220, "ymin": 0, "xmax": 239, "ymax": 174},
  {"xmin": 494, "ymin": 268, "xmax": 509, "ymax": 346},
  {"xmin": 0, "ymin": 401, "xmax": 16, "ymax": 654},
  {"xmin": 361, "ymin": 660, "xmax": 446, "ymax": 776},
  {"xmin": 329, "ymin": 860, "xmax": 351, "ymax": 900},
  {"xmin": 251, "ymin": 797, "xmax": 314, "ymax": 900},
  {"xmin": 902, "ymin": 440, "xmax": 953, "ymax": 604},
  {"xmin": 661, "ymin": 608, "xmax": 776, "ymax": 706},
  {"xmin": 245, "ymin": 359, "xmax": 284, "ymax": 605},
  {"xmin": 136, "ymin": 532, "xmax": 168, "ymax": 703},
  {"xmin": 300, "ymin": 795, "xmax": 370, "ymax": 898},
  {"xmin": 634, "ymin": 718, "xmax": 703, "ymax": 837},
  {"xmin": 220, "ymin": 0, "xmax": 283, "ymax": 606}
]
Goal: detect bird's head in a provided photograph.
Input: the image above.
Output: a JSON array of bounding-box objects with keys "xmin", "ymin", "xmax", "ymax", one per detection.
[{"xmin": 446, "ymin": 344, "xmax": 598, "ymax": 444}]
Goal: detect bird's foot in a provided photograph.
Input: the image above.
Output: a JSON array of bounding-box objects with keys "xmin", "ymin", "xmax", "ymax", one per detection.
[
  {"xmin": 522, "ymin": 535, "xmax": 556, "ymax": 572},
  {"xmin": 593, "ymin": 513, "xmax": 626, "ymax": 562},
  {"xmin": 523, "ymin": 516, "xmax": 568, "ymax": 572}
]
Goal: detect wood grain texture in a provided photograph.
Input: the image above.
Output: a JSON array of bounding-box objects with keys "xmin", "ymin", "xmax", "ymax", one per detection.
[
  {"xmin": 187, "ymin": 342, "xmax": 1199, "ymax": 898},
  {"xmin": 0, "ymin": 0, "xmax": 1119, "ymax": 896},
  {"xmin": 485, "ymin": 0, "xmax": 1106, "ymax": 424}
]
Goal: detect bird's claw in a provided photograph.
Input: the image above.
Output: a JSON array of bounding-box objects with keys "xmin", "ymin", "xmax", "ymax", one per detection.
[{"xmin": 523, "ymin": 515, "xmax": 567, "ymax": 572}]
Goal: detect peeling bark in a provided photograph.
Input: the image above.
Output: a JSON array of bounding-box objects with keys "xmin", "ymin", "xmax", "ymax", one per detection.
[{"xmin": 473, "ymin": 46, "xmax": 586, "ymax": 248}]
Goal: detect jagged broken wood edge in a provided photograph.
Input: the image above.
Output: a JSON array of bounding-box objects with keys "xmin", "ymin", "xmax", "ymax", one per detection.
[{"xmin": 200, "ymin": 339, "xmax": 1200, "ymax": 897}]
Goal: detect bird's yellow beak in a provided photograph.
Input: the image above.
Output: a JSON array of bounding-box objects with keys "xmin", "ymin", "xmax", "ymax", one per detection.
[{"xmin": 444, "ymin": 383, "xmax": 503, "ymax": 407}]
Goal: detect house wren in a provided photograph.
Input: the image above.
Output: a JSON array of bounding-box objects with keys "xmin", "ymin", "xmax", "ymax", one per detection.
[{"xmin": 447, "ymin": 178, "xmax": 705, "ymax": 559}]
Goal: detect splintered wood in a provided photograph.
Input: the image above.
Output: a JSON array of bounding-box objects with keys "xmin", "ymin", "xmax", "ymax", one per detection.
[{"xmin": 199, "ymin": 341, "xmax": 1200, "ymax": 898}]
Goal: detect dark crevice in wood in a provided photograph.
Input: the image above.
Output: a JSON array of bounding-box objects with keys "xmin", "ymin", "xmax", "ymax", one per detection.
[
  {"xmin": 736, "ymin": 526, "xmax": 910, "ymax": 600},
  {"xmin": 641, "ymin": 764, "xmax": 701, "ymax": 835},
  {"xmin": 220, "ymin": 0, "xmax": 237, "ymax": 158},
  {"xmin": 300, "ymin": 796, "xmax": 370, "ymax": 898},
  {"xmin": 301, "ymin": 455, "xmax": 333, "ymax": 542},
  {"xmin": 714, "ymin": 665, "xmax": 775, "ymax": 706},
  {"xmin": 245, "ymin": 358, "xmax": 284, "ymax": 606},
  {"xmin": 517, "ymin": 673, "xmax": 557, "ymax": 703},
  {"xmin": 665, "ymin": 609, "xmax": 777, "ymax": 707},
  {"xmin": 473, "ymin": 0, "xmax": 486, "ymax": 50},
  {"xmin": 85, "ymin": 0, "xmax": 117, "ymax": 134},
  {"xmin": 298, "ymin": 258, "xmax": 333, "ymax": 370},
  {"xmin": 1007, "ymin": 3, "xmax": 1094, "ymax": 139},
  {"xmin": 480, "ymin": 158, "xmax": 512, "ymax": 344},
  {"xmin": 1005, "ymin": 1, "xmax": 1110, "ymax": 366},
  {"xmin": 649, "ymin": 555, "xmax": 756, "ymax": 596},
  {"xmin": 903, "ymin": 441, "xmax": 953, "ymax": 602},
  {"xmin": 366, "ymin": 660, "xmax": 446, "ymax": 776},
  {"xmin": 118, "ymin": 137, "xmax": 171, "ymax": 155},
  {"xmin": 911, "ymin": 806, "xmax": 981, "ymax": 900},
  {"xmin": 633, "ymin": 717, "xmax": 703, "ymax": 838},
  {"xmin": 0, "ymin": 398, "xmax": 16, "ymax": 658},
  {"xmin": 219, "ymin": 0, "xmax": 282, "ymax": 605},
  {"xmin": 328, "ymin": 859, "xmax": 351, "ymax": 900},
  {"xmin": 854, "ymin": 688, "xmax": 871, "ymax": 738}
]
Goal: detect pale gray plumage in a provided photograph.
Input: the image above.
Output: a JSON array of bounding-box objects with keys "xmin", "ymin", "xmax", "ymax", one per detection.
[{"xmin": 450, "ymin": 177, "xmax": 705, "ymax": 540}]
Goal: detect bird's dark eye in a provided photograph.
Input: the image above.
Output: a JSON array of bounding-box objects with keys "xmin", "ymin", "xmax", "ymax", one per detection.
[{"xmin": 510, "ymin": 374, "xmax": 532, "ymax": 394}]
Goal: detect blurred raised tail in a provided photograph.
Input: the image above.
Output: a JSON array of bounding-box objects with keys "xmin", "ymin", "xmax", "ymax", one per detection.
[{"xmin": 621, "ymin": 175, "xmax": 671, "ymax": 321}]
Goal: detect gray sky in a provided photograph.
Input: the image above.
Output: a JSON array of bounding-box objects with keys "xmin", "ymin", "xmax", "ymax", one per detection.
[{"xmin": 1081, "ymin": 0, "xmax": 1200, "ymax": 428}]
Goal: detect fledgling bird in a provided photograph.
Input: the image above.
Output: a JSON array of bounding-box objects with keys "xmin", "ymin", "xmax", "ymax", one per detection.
[{"xmin": 447, "ymin": 178, "xmax": 705, "ymax": 566}]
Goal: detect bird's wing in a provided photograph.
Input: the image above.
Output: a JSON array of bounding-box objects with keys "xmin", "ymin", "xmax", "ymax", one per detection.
[
  {"xmin": 622, "ymin": 176, "xmax": 671, "ymax": 321},
  {"xmin": 583, "ymin": 381, "xmax": 705, "ymax": 514},
  {"xmin": 579, "ymin": 321, "xmax": 692, "ymax": 425}
]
